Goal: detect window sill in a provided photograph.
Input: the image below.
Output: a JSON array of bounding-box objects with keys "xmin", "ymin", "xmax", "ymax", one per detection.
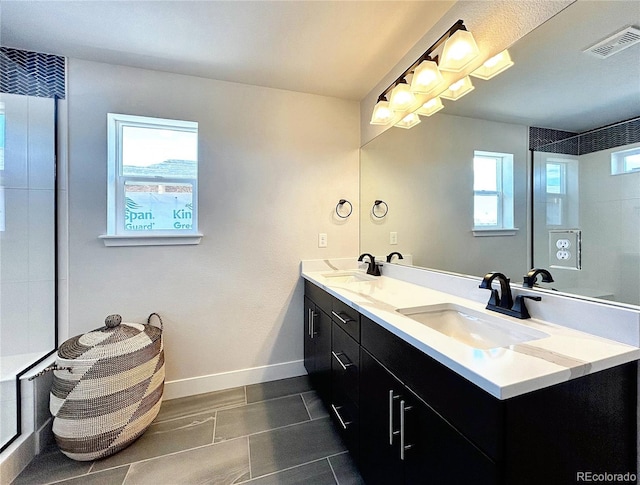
[
  {"xmin": 99, "ymin": 233, "xmax": 203, "ymax": 247},
  {"xmin": 472, "ymin": 228, "xmax": 519, "ymax": 237}
]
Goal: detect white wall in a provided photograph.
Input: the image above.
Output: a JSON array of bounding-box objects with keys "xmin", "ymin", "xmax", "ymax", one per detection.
[{"xmin": 65, "ymin": 59, "xmax": 359, "ymax": 396}]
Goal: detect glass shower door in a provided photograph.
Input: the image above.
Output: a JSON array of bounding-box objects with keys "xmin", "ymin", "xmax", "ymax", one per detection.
[{"xmin": 0, "ymin": 92, "xmax": 56, "ymax": 450}]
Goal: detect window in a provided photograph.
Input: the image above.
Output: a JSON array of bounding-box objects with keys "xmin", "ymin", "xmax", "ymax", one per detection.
[
  {"xmin": 611, "ymin": 147, "xmax": 640, "ymax": 175},
  {"xmin": 101, "ymin": 113, "xmax": 201, "ymax": 246},
  {"xmin": 473, "ymin": 151, "xmax": 515, "ymax": 235},
  {"xmin": 545, "ymin": 161, "xmax": 567, "ymax": 226}
]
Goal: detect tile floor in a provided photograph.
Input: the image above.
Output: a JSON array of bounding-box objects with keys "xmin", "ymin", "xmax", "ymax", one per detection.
[{"xmin": 12, "ymin": 376, "xmax": 365, "ymax": 485}]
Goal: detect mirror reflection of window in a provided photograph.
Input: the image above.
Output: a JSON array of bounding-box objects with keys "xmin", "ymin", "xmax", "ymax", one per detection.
[
  {"xmin": 545, "ymin": 161, "xmax": 566, "ymax": 226},
  {"xmin": 473, "ymin": 151, "xmax": 514, "ymax": 230}
]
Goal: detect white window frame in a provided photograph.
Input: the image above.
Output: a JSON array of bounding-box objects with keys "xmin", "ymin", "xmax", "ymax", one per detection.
[
  {"xmin": 100, "ymin": 113, "xmax": 202, "ymax": 247},
  {"xmin": 611, "ymin": 146, "xmax": 640, "ymax": 175},
  {"xmin": 472, "ymin": 150, "xmax": 518, "ymax": 237}
]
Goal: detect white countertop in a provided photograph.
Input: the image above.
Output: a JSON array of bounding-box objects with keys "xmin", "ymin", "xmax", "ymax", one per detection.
[{"xmin": 302, "ymin": 267, "xmax": 640, "ymax": 400}]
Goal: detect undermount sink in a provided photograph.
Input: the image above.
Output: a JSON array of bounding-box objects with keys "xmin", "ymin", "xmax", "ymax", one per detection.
[
  {"xmin": 322, "ymin": 270, "xmax": 377, "ymax": 284},
  {"xmin": 396, "ymin": 303, "xmax": 550, "ymax": 350}
]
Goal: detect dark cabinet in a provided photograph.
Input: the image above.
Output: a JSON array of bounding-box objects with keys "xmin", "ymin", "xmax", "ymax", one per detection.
[
  {"xmin": 360, "ymin": 349, "xmax": 497, "ymax": 485},
  {"xmin": 303, "ymin": 292, "xmax": 332, "ymax": 404},
  {"xmin": 303, "ymin": 281, "xmax": 637, "ymax": 485},
  {"xmin": 330, "ymin": 322, "xmax": 361, "ymax": 461}
]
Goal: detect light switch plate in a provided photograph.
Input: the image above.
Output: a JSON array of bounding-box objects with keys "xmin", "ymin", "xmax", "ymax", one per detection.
[{"xmin": 549, "ymin": 229, "xmax": 581, "ymax": 270}]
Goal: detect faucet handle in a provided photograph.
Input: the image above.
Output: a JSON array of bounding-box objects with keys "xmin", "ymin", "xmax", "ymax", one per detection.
[{"xmin": 511, "ymin": 295, "xmax": 542, "ymax": 319}]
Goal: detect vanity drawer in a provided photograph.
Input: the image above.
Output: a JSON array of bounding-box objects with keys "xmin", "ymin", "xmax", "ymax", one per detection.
[
  {"xmin": 304, "ymin": 280, "xmax": 332, "ymax": 314},
  {"xmin": 330, "ymin": 386, "xmax": 359, "ymax": 463},
  {"xmin": 331, "ymin": 298, "xmax": 360, "ymax": 342},
  {"xmin": 332, "ymin": 323, "xmax": 360, "ymax": 404}
]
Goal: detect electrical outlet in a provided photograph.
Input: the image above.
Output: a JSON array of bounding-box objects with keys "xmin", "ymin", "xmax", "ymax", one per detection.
[
  {"xmin": 549, "ymin": 229, "xmax": 581, "ymax": 270},
  {"xmin": 318, "ymin": 233, "xmax": 327, "ymax": 248},
  {"xmin": 390, "ymin": 232, "xmax": 398, "ymax": 245}
]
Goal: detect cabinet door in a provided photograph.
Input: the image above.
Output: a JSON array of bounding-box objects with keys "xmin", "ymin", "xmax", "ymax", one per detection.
[
  {"xmin": 303, "ymin": 297, "xmax": 315, "ymax": 376},
  {"xmin": 403, "ymin": 392, "xmax": 498, "ymax": 485},
  {"xmin": 359, "ymin": 349, "xmax": 405, "ymax": 485},
  {"xmin": 314, "ymin": 309, "xmax": 332, "ymax": 404}
]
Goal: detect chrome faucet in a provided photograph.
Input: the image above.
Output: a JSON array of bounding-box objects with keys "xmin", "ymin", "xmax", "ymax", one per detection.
[
  {"xmin": 479, "ymin": 271, "xmax": 541, "ymax": 319},
  {"xmin": 358, "ymin": 253, "xmax": 381, "ymax": 276},
  {"xmin": 523, "ymin": 268, "xmax": 554, "ymax": 288},
  {"xmin": 386, "ymin": 251, "xmax": 404, "ymax": 263}
]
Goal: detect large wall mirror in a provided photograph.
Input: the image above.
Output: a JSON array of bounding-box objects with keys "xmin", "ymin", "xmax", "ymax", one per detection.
[{"xmin": 360, "ymin": 0, "xmax": 640, "ymax": 307}]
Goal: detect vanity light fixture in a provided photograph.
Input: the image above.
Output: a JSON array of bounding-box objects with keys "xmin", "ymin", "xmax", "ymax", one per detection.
[
  {"xmin": 416, "ymin": 97, "xmax": 444, "ymax": 117},
  {"xmin": 395, "ymin": 113, "xmax": 421, "ymax": 129},
  {"xmin": 440, "ymin": 76, "xmax": 475, "ymax": 101},
  {"xmin": 369, "ymin": 19, "xmax": 502, "ymax": 129},
  {"xmin": 470, "ymin": 49, "xmax": 514, "ymax": 80}
]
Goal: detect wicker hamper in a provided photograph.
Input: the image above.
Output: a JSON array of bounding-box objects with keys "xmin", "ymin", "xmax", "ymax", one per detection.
[{"xmin": 49, "ymin": 313, "xmax": 165, "ymax": 461}]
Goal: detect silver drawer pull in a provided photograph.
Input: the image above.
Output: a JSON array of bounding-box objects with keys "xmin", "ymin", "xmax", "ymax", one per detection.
[
  {"xmin": 331, "ymin": 404, "xmax": 351, "ymax": 430},
  {"xmin": 400, "ymin": 400, "xmax": 414, "ymax": 461},
  {"xmin": 332, "ymin": 351, "xmax": 354, "ymax": 370},
  {"xmin": 389, "ymin": 390, "xmax": 400, "ymax": 445},
  {"xmin": 331, "ymin": 311, "xmax": 352, "ymax": 325}
]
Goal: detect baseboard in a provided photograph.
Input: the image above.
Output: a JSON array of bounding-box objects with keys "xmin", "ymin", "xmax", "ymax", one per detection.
[
  {"xmin": 0, "ymin": 432, "xmax": 36, "ymax": 485},
  {"xmin": 163, "ymin": 359, "xmax": 307, "ymax": 400}
]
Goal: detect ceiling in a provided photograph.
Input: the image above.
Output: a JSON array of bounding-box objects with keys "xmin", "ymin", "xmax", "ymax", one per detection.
[{"xmin": 0, "ymin": 0, "xmax": 454, "ymax": 101}]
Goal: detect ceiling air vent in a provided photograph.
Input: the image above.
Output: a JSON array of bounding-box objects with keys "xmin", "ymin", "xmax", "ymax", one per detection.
[{"xmin": 583, "ymin": 26, "xmax": 640, "ymax": 59}]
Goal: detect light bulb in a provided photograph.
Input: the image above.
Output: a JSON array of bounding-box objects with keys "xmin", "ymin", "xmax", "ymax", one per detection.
[{"xmin": 416, "ymin": 97, "xmax": 444, "ymax": 117}]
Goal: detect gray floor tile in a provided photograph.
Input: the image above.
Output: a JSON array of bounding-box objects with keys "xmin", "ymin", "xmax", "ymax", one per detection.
[
  {"xmin": 328, "ymin": 453, "xmax": 365, "ymax": 485},
  {"xmin": 91, "ymin": 411, "xmax": 215, "ymax": 472},
  {"xmin": 301, "ymin": 391, "xmax": 330, "ymax": 419},
  {"xmin": 246, "ymin": 376, "xmax": 312, "ymax": 403},
  {"xmin": 243, "ymin": 459, "xmax": 336, "ymax": 485},
  {"xmin": 11, "ymin": 444, "xmax": 93, "ymax": 485},
  {"xmin": 215, "ymin": 395, "xmax": 309, "ymax": 442},
  {"xmin": 249, "ymin": 417, "xmax": 346, "ymax": 478},
  {"xmin": 53, "ymin": 466, "xmax": 130, "ymax": 485},
  {"xmin": 123, "ymin": 437, "xmax": 250, "ymax": 485},
  {"xmin": 155, "ymin": 387, "xmax": 246, "ymax": 422}
]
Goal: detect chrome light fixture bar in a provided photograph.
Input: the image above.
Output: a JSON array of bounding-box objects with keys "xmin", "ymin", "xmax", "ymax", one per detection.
[{"xmin": 370, "ymin": 19, "xmax": 514, "ymax": 129}]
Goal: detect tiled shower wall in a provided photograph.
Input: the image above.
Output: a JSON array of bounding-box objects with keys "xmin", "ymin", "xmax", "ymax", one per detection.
[{"xmin": 531, "ymin": 118, "xmax": 640, "ymax": 305}]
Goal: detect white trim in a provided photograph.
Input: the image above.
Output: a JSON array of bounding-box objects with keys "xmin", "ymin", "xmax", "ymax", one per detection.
[
  {"xmin": 99, "ymin": 233, "xmax": 203, "ymax": 247},
  {"xmin": 472, "ymin": 228, "xmax": 519, "ymax": 237},
  {"xmin": 163, "ymin": 359, "xmax": 307, "ymax": 400}
]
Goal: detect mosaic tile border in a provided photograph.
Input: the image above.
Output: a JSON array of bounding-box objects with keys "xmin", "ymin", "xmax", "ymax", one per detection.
[
  {"xmin": 0, "ymin": 46, "xmax": 65, "ymax": 99},
  {"xmin": 530, "ymin": 117, "xmax": 640, "ymax": 156}
]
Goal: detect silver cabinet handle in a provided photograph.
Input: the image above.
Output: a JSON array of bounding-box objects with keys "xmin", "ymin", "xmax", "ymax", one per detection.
[
  {"xmin": 399, "ymin": 400, "xmax": 414, "ymax": 461},
  {"xmin": 310, "ymin": 310, "xmax": 316, "ymax": 338},
  {"xmin": 331, "ymin": 311, "xmax": 352, "ymax": 325},
  {"xmin": 308, "ymin": 308, "xmax": 312, "ymax": 337},
  {"xmin": 389, "ymin": 390, "xmax": 400, "ymax": 445},
  {"xmin": 331, "ymin": 404, "xmax": 351, "ymax": 430},
  {"xmin": 332, "ymin": 351, "xmax": 354, "ymax": 370}
]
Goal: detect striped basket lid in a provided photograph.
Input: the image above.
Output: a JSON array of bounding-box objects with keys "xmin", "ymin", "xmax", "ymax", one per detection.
[{"xmin": 58, "ymin": 314, "xmax": 162, "ymax": 362}]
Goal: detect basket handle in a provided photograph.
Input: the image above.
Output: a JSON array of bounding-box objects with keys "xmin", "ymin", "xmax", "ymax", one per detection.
[
  {"xmin": 147, "ymin": 312, "xmax": 164, "ymax": 330},
  {"xmin": 28, "ymin": 365, "xmax": 72, "ymax": 381}
]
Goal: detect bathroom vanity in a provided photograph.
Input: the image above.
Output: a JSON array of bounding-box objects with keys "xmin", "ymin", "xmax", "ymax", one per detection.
[{"xmin": 302, "ymin": 264, "xmax": 639, "ymax": 485}]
